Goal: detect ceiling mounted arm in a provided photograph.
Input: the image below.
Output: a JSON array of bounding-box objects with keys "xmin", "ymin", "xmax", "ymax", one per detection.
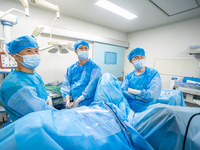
[
  {"xmin": 0, "ymin": 0, "xmax": 29, "ymax": 19},
  {"xmin": 39, "ymin": 45, "xmax": 54, "ymax": 52},
  {"xmin": 20, "ymin": 0, "xmax": 29, "ymax": 16},
  {"xmin": 30, "ymin": 0, "xmax": 60, "ymax": 18}
]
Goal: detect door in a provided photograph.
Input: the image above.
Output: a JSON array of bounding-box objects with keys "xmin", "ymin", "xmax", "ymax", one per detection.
[{"xmin": 93, "ymin": 42, "xmax": 125, "ymax": 78}]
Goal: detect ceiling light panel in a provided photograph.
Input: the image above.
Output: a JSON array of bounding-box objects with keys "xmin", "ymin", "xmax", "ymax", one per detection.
[{"xmin": 95, "ymin": 0, "xmax": 137, "ymax": 20}]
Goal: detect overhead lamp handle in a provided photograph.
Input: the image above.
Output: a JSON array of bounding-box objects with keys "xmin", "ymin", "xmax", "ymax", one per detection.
[{"xmin": 31, "ymin": 0, "xmax": 60, "ymax": 18}]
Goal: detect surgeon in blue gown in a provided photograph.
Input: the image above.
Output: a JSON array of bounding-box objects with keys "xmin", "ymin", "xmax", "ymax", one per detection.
[
  {"xmin": 121, "ymin": 47, "xmax": 162, "ymax": 113},
  {"xmin": 0, "ymin": 36, "xmax": 55, "ymax": 121},
  {"xmin": 61, "ymin": 40, "xmax": 102, "ymax": 108}
]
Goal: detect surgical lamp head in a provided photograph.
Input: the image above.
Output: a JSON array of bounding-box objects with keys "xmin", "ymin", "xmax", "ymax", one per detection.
[
  {"xmin": 39, "ymin": 41, "xmax": 73, "ymax": 54},
  {"xmin": 48, "ymin": 45, "xmax": 69, "ymax": 54},
  {"xmin": 0, "ymin": 11, "xmax": 18, "ymax": 25}
]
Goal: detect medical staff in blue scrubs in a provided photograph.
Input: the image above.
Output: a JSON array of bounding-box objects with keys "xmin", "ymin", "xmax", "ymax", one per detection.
[
  {"xmin": 0, "ymin": 36, "xmax": 55, "ymax": 121},
  {"xmin": 61, "ymin": 40, "xmax": 102, "ymax": 108},
  {"xmin": 121, "ymin": 47, "xmax": 162, "ymax": 113}
]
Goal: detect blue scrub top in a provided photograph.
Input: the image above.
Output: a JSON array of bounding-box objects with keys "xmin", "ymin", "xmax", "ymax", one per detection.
[
  {"xmin": 61, "ymin": 59, "xmax": 102, "ymax": 101},
  {"xmin": 0, "ymin": 69, "xmax": 54, "ymax": 121},
  {"xmin": 122, "ymin": 67, "xmax": 162, "ymax": 102},
  {"xmin": 121, "ymin": 67, "xmax": 162, "ymax": 112}
]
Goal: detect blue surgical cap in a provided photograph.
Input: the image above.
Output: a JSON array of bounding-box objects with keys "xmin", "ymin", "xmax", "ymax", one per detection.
[
  {"xmin": 74, "ymin": 40, "xmax": 89, "ymax": 50},
  {"xmin": 7, "ymin": 36, "xmax": 38, "ymax": 56},
  {"xmin": 127, "ymin": 47, "xmax": 145, "ymax": 61}
]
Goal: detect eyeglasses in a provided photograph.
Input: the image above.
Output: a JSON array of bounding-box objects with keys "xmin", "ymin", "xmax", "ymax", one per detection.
[
  {"xmin": 132, "ymin": 56, "xmax": 145, "ymax": 61},
  {"xmin": 77, "ymin": 46, "xmax": 88, "ymax": 51}
]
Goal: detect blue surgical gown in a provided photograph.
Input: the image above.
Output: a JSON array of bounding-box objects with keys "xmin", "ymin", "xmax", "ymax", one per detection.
[
  {"xmin": 61, "ymin": 59, "xmax": 102, "ymax": 106},
  {"xmin": 0, "ymin": 69, "xmax": 55, "ymax": 121},
  {"xmin": 121, "ymin": 67, "xmax": 162, "ymax": 112}
]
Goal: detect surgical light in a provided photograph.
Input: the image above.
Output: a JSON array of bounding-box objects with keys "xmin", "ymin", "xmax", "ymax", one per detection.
[
  {"xmin": 95, "ymin": 0, "xmax": 137, "ymax": 20},
  {"xmin": 39, "ymin": 41, "xmax": 74, "ymax": 54},
  {"xmin": 31, "ymin": 24, "xmax": 74, "ymax": 54}
]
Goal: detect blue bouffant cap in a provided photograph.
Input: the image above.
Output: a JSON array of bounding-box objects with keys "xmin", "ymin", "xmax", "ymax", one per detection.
[
  {"xmin": 74, "ymin": 40, "xmax": 89, "ymax": 50},
  {"xmin": 127, "ymin": 47, "xmax": 145, "ymax": 61},
  {"xmin": 7, "ymin": 36, "xmax": 38, "ymax": 56}
]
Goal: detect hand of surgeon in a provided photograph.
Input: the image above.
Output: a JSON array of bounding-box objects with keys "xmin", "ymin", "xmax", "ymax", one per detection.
[
  {"xmin": 64, "ymin": 95, "xmax": 74, "ymax": 109},
  {"xmin": 128, "ymin": 88, "xmax": 141, "ymax": 96},
  {"xmin": 46, "ymin": 96, "xmax": 53, "ymax": 106},
  {"xmin": 73, "ymin": 95, "xmax": 85, "ymax": 108}
]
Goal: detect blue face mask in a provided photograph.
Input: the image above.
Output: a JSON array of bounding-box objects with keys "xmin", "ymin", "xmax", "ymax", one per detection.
[
  {"xmin": 133, "ymin": 59, "xmax": 146, "ymax": 69},
  {"xmin": 16, "ymin": 53, "xmax": 41, "ymax": 69},
  {"xmin": 78, "ymin": 51, "xmax": 89, "ymax": 60}
]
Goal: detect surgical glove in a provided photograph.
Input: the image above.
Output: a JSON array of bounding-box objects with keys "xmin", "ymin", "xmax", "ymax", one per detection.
[
  {"xmin": 73, "ymin": 95, "xmax": 85, "ymax": 108},
  {"xmin": 64, "ymin": 95, "xmax": 74, "ymax": 109},
  {"xmin": 128, "ymin": 88, "xmax": 141, "ymax": 96},
  {"xmin": 46, "ymin": 96, "xmax": 53, "ymax": 106}
]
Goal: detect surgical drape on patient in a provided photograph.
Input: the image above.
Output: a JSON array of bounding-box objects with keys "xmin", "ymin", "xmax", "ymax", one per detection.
[
  {"xmin": 0, "ymin": 100, "xmax": 153, "ymax": 150},
  {"xmin": 61, "ymin": 59, "xmax": 102, "ymax": 106},
  {"xmin": 0, "ymin": 73, "xmax": 200, "ymax": 150},
  {"xmin": 132, "ymin": 104, "xmax": 200, "ymax": 150},
  {"xmin": 0, "ymin": 73, "xmax": 154, "ymax": 150},
  {"xmin": 94, "ymin": 73, "xmax": 134, "ymax": 123},
  {"xmin": 0, "ymin": 70, "xmax": 55, "ymax": 121}
]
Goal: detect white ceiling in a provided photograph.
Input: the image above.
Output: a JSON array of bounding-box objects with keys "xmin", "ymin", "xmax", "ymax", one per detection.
[{"xmin": 33, "ymin": 0, "xmax": 200, "ymax": 33}]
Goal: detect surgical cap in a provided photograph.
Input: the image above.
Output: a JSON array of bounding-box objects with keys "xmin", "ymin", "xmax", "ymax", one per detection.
[
  {"xmin": 7, "ymin": 36, "xmax": 38, "ymax": 56},
  {"xmin": 127, "ymin": 47, "xmax": 145, "ymax": 61},
  {"xmin": 74, "ymin": 40, "xmax": 89, "ymax": 50}
]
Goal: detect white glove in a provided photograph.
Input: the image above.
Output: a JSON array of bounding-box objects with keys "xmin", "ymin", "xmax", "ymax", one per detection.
[
  {"xmin": 128, "ymin": 88, "xmax": 141, "ymax": 96},
  {"xmin": 73, "ymin": 95, "xmax": 85, "ymax": 108},
  {"xmin": 46, "ymin": 96, "xmax": 53, "ymax": 106},
  {"xmin": 64, "ymin": 95, "xmax": 74, "ymax": 109}
]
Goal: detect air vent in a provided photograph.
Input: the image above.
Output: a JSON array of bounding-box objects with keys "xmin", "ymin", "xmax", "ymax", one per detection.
[{"xmin": 149, "ymin": 0, "xmax": 200, "ymax": 16}]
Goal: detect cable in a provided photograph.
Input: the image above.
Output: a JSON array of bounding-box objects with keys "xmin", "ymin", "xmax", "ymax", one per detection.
[
  {"xmin": 104, "ymin": 102, "xmax": 135, "ymax": 149},
  {"xmin": 49, "ymin": 17, "xmax": 58, "ymax": 41},
  {"xmin": 183, "ymin": 113, "xmax": 200, "ymax": 150},
  {"xmin": 196, "ymin": 0, "xmax": 200, "ymax": 7}
]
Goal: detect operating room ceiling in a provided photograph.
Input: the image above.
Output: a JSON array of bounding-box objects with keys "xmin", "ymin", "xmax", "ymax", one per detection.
[{"xmin": 23, "ymin": 0, "xmax": 200, "ymax": 33}]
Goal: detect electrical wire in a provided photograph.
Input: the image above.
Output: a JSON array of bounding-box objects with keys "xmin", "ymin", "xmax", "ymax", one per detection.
[
  {"xmin": 49, "ymin": 17, "xmax": 58, "ymax": 41},
  {"xmin": 183, "ymin": 113, "xmax": 200, "ymax": 150},
  {"xmin": 104, "ymin": 102, "xmax": 135, "ymax": 149}
]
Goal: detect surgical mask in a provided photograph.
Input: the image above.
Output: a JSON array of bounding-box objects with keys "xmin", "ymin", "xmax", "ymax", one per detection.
[
  {"xmin": 133, "ymin": 59, "xmax": 146, "ymax": 69},
  {"xmin": 78, "ymin": 51, "xmax": 89, "ymax": 60},
  {"xmin": 16, "ymin": 53, "xmax": 41, "ymax": 69}
]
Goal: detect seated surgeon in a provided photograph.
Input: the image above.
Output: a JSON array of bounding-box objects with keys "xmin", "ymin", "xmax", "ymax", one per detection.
[
  {"xmin": 61, "ymin": 40, "xmax": 102, "ymax": 108},
  {"xmin": 0, "ymin": 36, "xmax": 55, "ymax": 121},
  {"xmin": 121, "ymin": 47, "xmax": 162, "ymax": 113}
]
